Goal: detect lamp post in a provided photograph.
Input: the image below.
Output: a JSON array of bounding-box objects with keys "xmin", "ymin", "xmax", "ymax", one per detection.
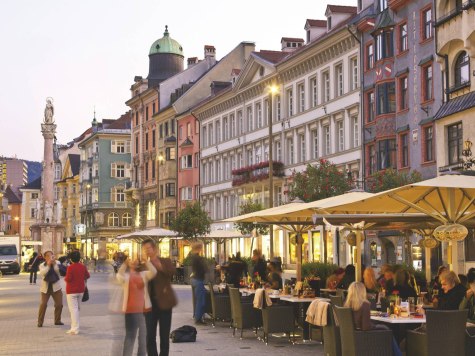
[
  {"xmin": 85, "ymin": 183, "xmax": 91, "ymax": 260},
  {"xmin": 155, "ymin": 153, "xmax": 164, "ymax": 227},
  {"xmin": 268, "ymin": 84, "xmax": 279, "ymax": 259}
]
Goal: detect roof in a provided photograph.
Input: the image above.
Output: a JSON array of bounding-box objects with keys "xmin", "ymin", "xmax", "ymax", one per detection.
[
  {"xmin": 327, "ymin": 5, "xmax": 357, "ymax": 14},
  {"xmin": 231, "ymin": 68, "xmax": 241, "ymax": 76},
  {"xmin": 149, "ymin": 26, "xmax": 184, "ymax": 57},
  {"xmin": 281, "ymin": 37, "xmax": 305, "ymax": 42},
  {"xmin": 252, "ymin": 50, "xmax": 289, "ymax": 64},
  {"xmin": 103, "ymin": 112, "xmax": 131, "ymax": 130},
  {"xmin": 4, "ymin": 186, "xmax": 21, "ymax": 204},
  {"xmin": 434, "ymin": 91, "xmax": 475, "ymax": 120},
  {"xmin": 22, "ymin": 176, "xmax": 41, "ymax": 190},
  {"xmin": 306, "ymin": 19, "xmax": 327, "ymax": 27},
  {"xmin": 68, "ymin": 154, "xmax": 80, "ymax": 176}
]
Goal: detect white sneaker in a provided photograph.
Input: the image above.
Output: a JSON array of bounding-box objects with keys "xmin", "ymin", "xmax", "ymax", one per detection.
[{"xmin": 66, "ymin": 330, "xmax": 79, "ymax": 335}]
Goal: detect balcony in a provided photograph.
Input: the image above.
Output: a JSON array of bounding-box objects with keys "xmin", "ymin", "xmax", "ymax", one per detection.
[
  {"xmin": 388, "ymin": 0, "xmax": 411, "ymax": 12},
  {"xmin": 231, "ymin": 161, "xmax": 285, "ymax": 187},
  {"xmin": 435, "ymin": 1, "xmax": 474, "ymax": 27}
]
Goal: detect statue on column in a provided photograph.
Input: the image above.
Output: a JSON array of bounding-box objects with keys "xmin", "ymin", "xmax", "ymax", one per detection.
[
  {"xmin": 56, "ymin": 199, "xmax": 63, "ymax": 224},
  {"xmin": 35, "ymin": 198, "xmax": 42, "ymax": 222},
  {"xmin": 44, "ymin": 201, "xmax": 53, "ymax": 223},
  {"xmin": 44, "ymin": 97, "xmax": 54, "ymax": 124}
]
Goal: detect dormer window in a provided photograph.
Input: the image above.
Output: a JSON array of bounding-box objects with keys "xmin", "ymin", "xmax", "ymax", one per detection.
[{"xmin": 259, "ymin": 66, "xmax": 265, "ymax": 76}]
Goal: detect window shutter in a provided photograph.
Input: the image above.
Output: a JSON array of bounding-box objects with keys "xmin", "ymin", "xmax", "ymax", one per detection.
[
  {"xmin": 111, "ymin": 163, "xmax": 116, "ymax": 178},
  {"xmin": 111, "ymin": 187, "xmax": 115, "ymax": 202},
  {"xmin": 125, "ymin": 164, "xmax": 131, "ymax": 178},
  {"xmin": 126, "ymin": 140, "xmax": 131, "ymax": 153},
  {"xmin": 111, "ymin": 140, "xmax": 116, "ymax": 153}
]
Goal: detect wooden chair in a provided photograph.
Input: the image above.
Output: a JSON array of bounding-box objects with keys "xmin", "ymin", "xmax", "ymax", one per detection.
[
  {"xmin": 334, "ymin": 306, "xmax": 393, "ymax": 356},
  {"xmin": 228, "ymin": 287, "xmax": 262, "ymax": 339},
  {"xmin": 407, "ymin": 310, "xmax": 467, "ymax": 356}
]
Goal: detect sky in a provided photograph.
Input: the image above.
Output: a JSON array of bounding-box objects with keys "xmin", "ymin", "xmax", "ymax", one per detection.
[{"xmin": 0, "ymin": 0, "xmax": 356, "ymax": 162}]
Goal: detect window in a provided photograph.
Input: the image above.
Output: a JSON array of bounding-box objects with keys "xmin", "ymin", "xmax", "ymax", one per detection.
[
  {"xmin": 312, "ymin": 129, "xmax": 319, "ymax": 159},
  {"xmin": 337, "ymin": 121, "xmax": 344, "ymax": 152},
  {"xmin": 187, "ymin": 122, "xmax": 192, "ymax": 137},
  {"xmin": 208, "ymin": 123, "xmax": 213, "ymax": 145},
  {"xmin": 335, "ymin": 64, "xmax": 343, "ymax": 97},
  {"xmin": 152, "ymin": 131, "xmax": 156, "ymax": 148},
  {"xmin": 112, "ymin": 163, "xmax": 125, "ymax": 178},
  {"xmin": 32, "ymin": 192, "xmax": 38, "ymax": 199},
  {"xmin": 159, "ymin": 124, "xmax": 163, "ymax": 138},
  {"xmin": 276, "ymin": 95, "xmax": 281, "ymax": 121},
  {"xmin": 165, "ymin": 147, "xmax": 176, "ymax": 160},
  {"xmin": 424, "ymin": 126, "xmax": 434, "ymax": 162},
  {"xmin": 366, "ymin": 43, "xmax": 374, "ymax": 70},
  {"xmin": 116, "ymin": 188, "xmax": 125, "ymax": 202},
  {"xmin": 55, "ymin": 164, "xmax": 61, "ymax": 180},
  {"xmin": 223, "ymin": 116, "xmax": 228, "ymax": 140},
  {"xmin": 195, "ymin": 153, "xmax": 199, "ymax": 168},
  {"xmin": 275, "ymin": 141, "xmax": 282, "ymax": 162},
  {"xmin": 422, "ymin": 7, "xmax": 432, "ymax": 40},
  {"xmin": 350, "ymin": 57, "xmax": 358, "ymax": 90},
  {"xmin": 448, "ymin": 122, "xmax": 463, "ymax": 165},
  {"xmin": 455, "ymin": 51, "xmax": 470, "ymax": 88},
  {"xmin": 202, "ymin": 126, "xmax": 207, "ymax": 147},
  {"xmin": 216, "ymin": 120, "xmax": 221, "ymax": 143},
  {"xmin": 108, "ymin": 212, "xmax": 119, "ymax": 227},
  {"xmin": 400, "ymin": 133, "xmax": 409, "ymax": 168},
  {"xmin": 247, "ymin": 106, "xmax": 253, "ymax": 131},
  {"xmin": 145, "ymin": 162, "xmax": 149, "ymax": 181},
  {"xmin": 203, "ymin": 163, "xmax": 207, "ymax": 184},
  {"xmin": 323, "ymin": 125, "xmax": 331, "ymax": 155},
  {"xmin": 367, "ymin": 91, "xmax": 375, "ymax": 122},
  {"xmin": 298, "ymin": 83, "xmax": 305, "ymax": 112},
  {"xmin": 216, "ymin": 159, "xmax": 221, "ymax": 181},
  {"xmin": 122, "ymin": 213, "xmax": 132, "ymax": 227},
  {"xmin": 323, "ymin": 71, "xmax": 330, "ymax": 102},
  {"xmin": 299, "ymin": 134, "xmax": 306, "ymax": 162},
  {"xmin": 152, "ymin": 160, "xmax": 155, "ymax": 179},
  {"xmin": 181, "ymin": 187, "xmax": 193, "ymax": 200},
  {"xmin": 116, "ymin": 141, "xmax": 125, "ymax": 153},
  {"xmin": 369, "ymin": 145, "xmax": 376, "ymax": 174},
  {"xmin": 145, "ymin": 132, "xmax": 149, "ymax": 150},
  {"xmin": 145, "ymin": 106, "xmax": 149, "ymax": 121},
  {"xmin": 135, "ymin": 136, "xmax": 139, "ymax": 154},
  {"xmin": 379, "ymin": 0, "xmax": 388, "ymax": 11},
  {"xmin": 224, "ymin": 158, "xmax": 229, "ymax": 180},
  {"xmin": 377, "ymin": 82, "xmax": 396, "ymax": 114},
  {"xmin": 238, "ymin": 111, "xmax": 243, "ymax": 134},
  {"xmin": 375, "ymin": 31, "xmax": 393, "ymax": 61},
  {"xmin": 135, "ymin": 111, "xmax": 139, "ymax": 126},
  {"xmin": 238, "ymin": 152, "xmax": 243, "ymax": 169},
  {"xmin": 164, "ymin": 122, "xmax": 169, "ymax": 136},
  {"xmin": 165, "ymin": 183, "xmax": 175, "ymax": 197},
  {"xmin": 230, "ymin": 114, "xmax": 236, "ymax": 138},
  {"xmin": 399, "ymin": 76, "xmax": 408, "ymax": 111},
  {"xmin": 378, "ymin": 139, "xmax": 397, "ymax": 170},
  {"xmin": 287, "ymin": 88, "xmax": 293, "ymax": 117},
  {"xmin": 247, "ymin": 148, "xmax": 253, "ymax": 166},
  {"xmin": 256, "ymin": 103, "xmax": 262, "ymax": 128},
  {"xmin": 287, "ymin": 138, "xmax": 294, "ymax": 164},
  {"xmin": 422, "ymin": 64, "xmax": 433, "ymax": 102},
  {"xmin": 30, "ymin": 208, "xmax": 35, "ymax": 218},
  {"xmin": 399, "ymin": 22, "xmax": 408, "ymax": 53},
  {"xmin": 352, "ymin": 116, "xmax": 359, "ymax": 148},
  {"xmin": 310, "ymin": 77, "xmax": 318, "ymax": 107},
  {"xmin": 181, "ymin": 155, "xmax": 192, "ymax": 169},
  {"xmin": 152, "ymin": 102, "xmax": 156, "ymax": 114},
  {"xmin": 178, "ymin": 124, "xmax": 183, "ymax": 139}
]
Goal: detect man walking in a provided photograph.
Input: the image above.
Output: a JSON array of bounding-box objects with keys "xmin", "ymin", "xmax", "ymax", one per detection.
[
  {"xmin": 37, "ymin": 250, "xmax": 64, "ymax": 327},
  {"xmin": 142, "ymin": 239, "xmax": 177, "ymax": 356},
  {"xmin": 191, "ymin": 242, "xmax": 208, "ymax": 325}
]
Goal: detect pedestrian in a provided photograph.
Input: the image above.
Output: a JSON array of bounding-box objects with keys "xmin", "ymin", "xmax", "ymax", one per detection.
[
  {"xmin": 142, "ymin": 239, "xmax": 177, "ymax": 356},
  {"xmin": 28, "ymin": 252, "xmax": 42, "ymax": 285},
  {"xmin": 117, "ymin": 255, "xmax": 157, "ymax": 356},
  {"xmin": 190, "ymin": 242, "xmax": 208, "ymax": 325},
  {"xmin": 64, "ymin": 250, "xmax": 90, "ymax": 335},
  {"xmin": 37, "ymin": 250, "xmax": 64, "ymax": 327}
]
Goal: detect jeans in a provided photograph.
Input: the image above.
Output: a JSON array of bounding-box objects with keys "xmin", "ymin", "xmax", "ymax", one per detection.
[
  {"xmin": 123, "ymin": 313, "xmax": 146, "ymax": 356},
  {"xmin": 66, "ymin": 293, "xmax": 82, "ymax": 332},
  {"xmin": 191, "ymin": 278, "xmax": 206, "ymax": 321},
  {"xmin": 145, "ymin": 306, "xmax": 172, "ymax": 356}
]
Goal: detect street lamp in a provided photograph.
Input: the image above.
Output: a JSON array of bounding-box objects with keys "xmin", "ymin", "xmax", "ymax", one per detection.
[
  {"xmin": 156, "ymin": 153, "xmax": 164, "ymax": 227},
  {"xmin": 462, "ymin": 139, "xmax": 475, "ymax": 170},
  {"xmin": 85, "ymin": 183, "xmax": 91, "ymax": 260},
  {"xmin": 268, "ymin": 84, "xmax": 279, "ymax": 259}
]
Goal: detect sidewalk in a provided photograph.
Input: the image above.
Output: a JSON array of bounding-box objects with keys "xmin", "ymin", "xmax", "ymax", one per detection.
[{"xmin": 0, "ymin": 272, "xmax": 324, "ymax": 355}]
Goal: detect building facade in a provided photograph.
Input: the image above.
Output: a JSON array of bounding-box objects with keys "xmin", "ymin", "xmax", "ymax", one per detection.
[
  {"xmin": 0, "ymin": 158, "xmax": 28, "ymax": 195},
  {"xmin": 19, "ymin": 177, "xmax": 41, "ymax": 240},
  {"xmin": 78, "ymin": 114, "xmax": 133, "ymax": 259}
]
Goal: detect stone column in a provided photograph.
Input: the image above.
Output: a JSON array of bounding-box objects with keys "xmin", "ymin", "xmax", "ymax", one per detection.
[{"xmin": 41, "ymin": 123, "xmax": 56, "ymax": 207}]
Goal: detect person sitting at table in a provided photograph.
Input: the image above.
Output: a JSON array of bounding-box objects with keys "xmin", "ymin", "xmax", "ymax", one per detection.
[
  {"xmin": 391, "ymin": 269, "xmax": 417, "ymax": 301},
  {"xmin": 326, "ymin": 267, "xmax": 345, "ymax": 290},
  {"xmin": 344, "ymin": 282, "xmax": 402, "ymax": 356},
  {"xmin": 430, "ymin": 265, "xmax": 448, "ymax": 301},
  {"xmin": 251, "ymin": 249, "xmax": 267, "ymax": 282},
  {"xmin": 266, "ymin": 261, "xmax": 282, "ymax": 290},
  {"xmin": 363, "ymin": 267, "xmax": 380, "ymax": 295},
  {"xmin": 225, "ymin": 252, "xmax": 248, "ymax": 288},
  {"xmin": 338, "ymin": 264, "xmax": 355, "ymax": 289},
  {"xmin": 435, "ymin": 270, "xmax": 466, "ymax": 310},
  {"xmin": 460, "ymin": 270, "xmax": 475, "ymax": 323}
]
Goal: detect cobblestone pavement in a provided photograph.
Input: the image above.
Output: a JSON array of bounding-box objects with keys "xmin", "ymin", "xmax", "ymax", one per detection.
[{"xmin": 0, "ymin": 272, "xmax": 324, "ymax": 356}]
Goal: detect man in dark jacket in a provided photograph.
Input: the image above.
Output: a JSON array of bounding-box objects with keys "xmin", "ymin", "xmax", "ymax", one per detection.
[
  {"xmin": 226, "ymin": 252, "xmax": 248, "ymax": 288},
  {"xmin": 436, "ymin": 270, "xmax": 466, "ymax": 310},
  {"xmin": 251, "ymin": 249, "xmax": 267, "ymax": 282},
  {"xmin": 142, "ymin": 239, "xmax": 177, "ymax": 356},
  {"xmin": 190, "ymin": 242, "xmax": 208, "ymax": 325}
]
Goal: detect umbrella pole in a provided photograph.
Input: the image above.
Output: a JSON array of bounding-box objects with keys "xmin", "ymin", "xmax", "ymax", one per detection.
[
  {"xmin": 355, "ymin": 231, "xmax": 363, "ymax": 282},
  {"xmin": 296, "ymin": 234, "xmax": 303, "ymax": 281},
  {"xmin": 425, "ymin": 247, "xmax": 431, "ymax": 283}
]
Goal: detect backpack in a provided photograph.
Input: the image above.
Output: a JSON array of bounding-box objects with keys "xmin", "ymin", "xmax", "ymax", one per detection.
[
  {"xmin": 170, "ymin": 325, "xmax": 197, "ymax": 343},
  {"xmin": 59, "ymin": 264, "xmax": 67, "ymax": 277}
]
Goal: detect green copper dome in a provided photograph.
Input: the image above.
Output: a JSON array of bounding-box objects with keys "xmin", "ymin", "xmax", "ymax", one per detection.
[{"xmin": 149, "ymin": 25, "xmax": 184, "ymax": 57}]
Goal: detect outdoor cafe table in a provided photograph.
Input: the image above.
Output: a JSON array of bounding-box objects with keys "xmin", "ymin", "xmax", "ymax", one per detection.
[{"xmin": 371, "ymin": 315, "xmax": 426, "ymax": 343}]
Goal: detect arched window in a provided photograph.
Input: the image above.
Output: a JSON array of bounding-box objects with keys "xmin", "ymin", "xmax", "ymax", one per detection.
[
  {"xmin": 122, "ymin": 213, "xmax": 132, "ymax": 227},
  {"xmin": 108, "ymin": 212, "xmax": 119, "ymax": 227},
  {"xmin": 455, "ymin": 51, "xmax": 470, "ymax": 87}
]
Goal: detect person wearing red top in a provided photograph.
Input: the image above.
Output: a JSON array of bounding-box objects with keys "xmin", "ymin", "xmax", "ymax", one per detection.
[{"xmin": 64, "ymin": 250, "xmax": 90, "ymax": 335}]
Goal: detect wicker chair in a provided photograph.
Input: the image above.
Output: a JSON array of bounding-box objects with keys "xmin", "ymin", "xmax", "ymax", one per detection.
[
  {"xmin": 256, "ymin": 290, "xmax": 295, "ymax": 345},
  {"xmin": 406, "ymin": 310, "xmax": 467, "ymax": 356},
  {"xmin": 334, "ymin": 306, "xmax": 393, "ymax": 356},
  {"xmin": 466, "ymin": 330, "xmax": 475, "ymax": 356},
  {"xmin": 228, "ymin": 287, "xmax": 262, "ymax": 339},
  {"xmin": 329, "ymin": 295, "xmax": 344, "ymax": 307},
  {"xmin": 322, "ymin": 305, "xmax": 342, "ymax": 356},
  {"xmin": 208, "ymin": 283, "xmax": 231, "ymax": 327}
]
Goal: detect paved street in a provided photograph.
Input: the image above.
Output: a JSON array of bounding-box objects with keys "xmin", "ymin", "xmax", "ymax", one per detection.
[{"xmin": 0, "ymin": 272, "xmax": 325, "ymax": 356}]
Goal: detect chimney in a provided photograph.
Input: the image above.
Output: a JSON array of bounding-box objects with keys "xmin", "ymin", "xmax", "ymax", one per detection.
[
  {"xmin": 204, "ymin": 45, "xmax": 216, "ymax": 59},
  {"xmin": 187, "ymin": 57, "xmax": 198, "ymax": 68},
  {"xmin": 280, "ymin": 37, "xmax": 305, "ymax": 52}
]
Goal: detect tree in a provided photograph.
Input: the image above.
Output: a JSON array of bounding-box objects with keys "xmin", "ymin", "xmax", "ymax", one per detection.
[
  {"xmin": 288, "ymin": 159, "xmax": 353, "ymax": 202},
  {"xmin": 366, "ymin": 168, "xmax": 422, "ymax": 193},
  {"xmin": 169, "ymin": 201, "xmax": 211, "ymax": 241},
  {"xmin": 235, "ymin": 199, "xmax": 269, "ymax": 236}
]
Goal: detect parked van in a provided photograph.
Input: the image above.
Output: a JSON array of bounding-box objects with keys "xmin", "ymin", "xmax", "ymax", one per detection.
[{"xmin": 0, "ymin": 235, "xmax": 21, "ymax": 274}]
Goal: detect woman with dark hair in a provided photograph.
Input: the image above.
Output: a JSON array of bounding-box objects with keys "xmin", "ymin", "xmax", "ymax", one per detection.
[
  {"xmin": 266, "ymin": 261, "xmax": 283, "ymax": 290},
  {"xmin": 64, "ymin": 250, "xmax": 90, "ymax": 335},
  {"xmin": 391, "ymin": 269, "xmax": 417, "ymax": 300},
  {"xmin": 28, "ymin": 252, "xmax": 43, "ymax": 285},
  {"xmin": 460, "ymin": 270, "xmax": 475, "ymax": 323}
]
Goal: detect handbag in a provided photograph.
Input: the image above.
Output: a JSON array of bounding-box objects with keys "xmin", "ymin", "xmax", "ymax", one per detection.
[
  {"xmin": 82, "ymin": 285, "xmax": 89, "ymax": 302},
  {"xmin": 170, "ymin": 325, "xmax": 197, "ymax": 343},
  {"xmin": 44, "ymin": 265, "xmax": 60, "ymax": 284}
]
